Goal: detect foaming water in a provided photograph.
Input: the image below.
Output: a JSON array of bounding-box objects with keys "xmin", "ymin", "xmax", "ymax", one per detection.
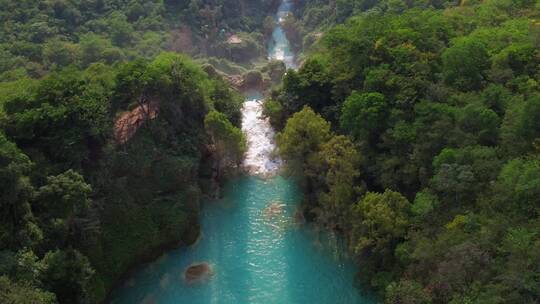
[
  {"xmin": 241, "ymin": 90, "xmax": 281, "ymax": 176},
  {"xmin": 111, "ymin": 177, "xmax": 375, "ymax": 304}
]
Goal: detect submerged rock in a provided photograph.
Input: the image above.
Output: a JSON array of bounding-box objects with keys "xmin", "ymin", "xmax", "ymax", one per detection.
[
  {"xmin": 264, "ymin": 201, "xmax": 285, "ymax": 219},
  {"xmin": 184, "ymin": 262, "xmax": 213, "ymax": 283}
]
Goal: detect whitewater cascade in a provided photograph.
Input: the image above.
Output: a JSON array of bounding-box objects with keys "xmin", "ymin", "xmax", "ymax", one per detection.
[
  {"xmin": 241, "ymin": 0, "xmax": 296, "ymax": 176},
  {"xmin": 241, "ymin": 93, "xmax": 282, "ymax": 176}
]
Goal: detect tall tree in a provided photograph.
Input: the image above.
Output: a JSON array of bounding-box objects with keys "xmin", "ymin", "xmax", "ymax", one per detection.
[
  {"xmin": 0, "ymin": 133, "xmax": 41, "ymax": 250},
  {"xmin": 340, "ymin": 92, "xmax": 388, "ymax": 143},
  {"xmin": 309, "ymin": 135, "xmax": 361, "ymax": 228},
  {"xmin": 350, "ymin": 190, "xmax": 411, "ymax": 259},
  {"xmin": 204, "ymin": 110, "xmax": 246, "ymax": 177},
  {"xmin": 276, "ymin": 106, "xmax": 332, "ymax": 175}
]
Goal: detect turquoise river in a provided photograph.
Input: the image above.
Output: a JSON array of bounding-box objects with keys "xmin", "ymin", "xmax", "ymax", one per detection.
[{"xmin": 111, "ymin": 1, "xmax": 376, "ymax": 303}]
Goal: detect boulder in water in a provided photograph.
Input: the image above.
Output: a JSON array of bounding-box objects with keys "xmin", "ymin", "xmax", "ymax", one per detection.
[
  {"xmin": 264, "ymin": 201, "xmax": 285, "ymax": 218},
  {"xmin": 184, "ymin": 262, "xmax": 213, "ymax": 283}
]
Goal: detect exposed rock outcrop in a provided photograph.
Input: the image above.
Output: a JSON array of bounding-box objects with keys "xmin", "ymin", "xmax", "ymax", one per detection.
[{"xmin": 114, "ymin": 100, "xmax": 159, "ymax": 144}]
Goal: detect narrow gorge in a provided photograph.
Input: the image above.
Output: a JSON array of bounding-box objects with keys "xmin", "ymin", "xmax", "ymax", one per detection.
[
  {"xmin": 2, "ymin": 0, "xmax": 539, "ymax": 303},
  {"xmin": 110, "ymin": 1, "xmax": 374, "ymax": 303}
]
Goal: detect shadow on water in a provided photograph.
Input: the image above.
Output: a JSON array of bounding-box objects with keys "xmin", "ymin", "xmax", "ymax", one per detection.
[
  {"xmin": 110, "ymin": 175, "xmax": 377, "ymax": 304},
  {"xmin": 282, "ymin": 221, "xmax": 378, "ymax": 304}
]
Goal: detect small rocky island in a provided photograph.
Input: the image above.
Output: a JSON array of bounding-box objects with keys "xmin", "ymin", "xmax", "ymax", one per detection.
[{"xmin": 184, "ymin": 262, "xmax": 213, "ymax": 283}]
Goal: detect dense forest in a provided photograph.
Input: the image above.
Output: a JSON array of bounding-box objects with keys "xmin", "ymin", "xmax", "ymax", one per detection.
[
  {"xmin": 1, "ymin": 0, "xmax": 540, "ymax": 303},
  {"xmin": 271, "ymin": 0, "xmax": 540, "ymax": 303},
  {"xmin": 279, "ymin": 0, "xmax": 463, "ymax": 55},
  {"xmin": 0, "ymin": 0, "xmax": 280, "ymax": 81},
  {"xmin": 0, "ymin": 0, "xmax": 254, "ymax": 299},
  {"xmin": 0, "ymin": 52, "xmax": 247, "ymax": 303}
]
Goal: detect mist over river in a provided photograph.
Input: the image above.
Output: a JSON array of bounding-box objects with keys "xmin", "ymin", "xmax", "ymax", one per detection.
[{"xmin": 111, "ymin": 1, "xmax": 375, "ymax": 303}]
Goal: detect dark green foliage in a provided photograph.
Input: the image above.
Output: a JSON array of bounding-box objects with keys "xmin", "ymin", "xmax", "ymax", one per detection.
[
  {"xmin": 2, "ymin": 66, "xmax": 112, "ymax": 173},
  {"xmin": 276, "ymin": 106, "xmax": 332, "ymax": 175},
  {"xmin": 1, "ymin": 0, "xmax": 539, "ymax": 303},
  {"xmin": 457, "ymin": 104, "xmax": 500, "ymax": 146},
  {"xmin": 35, "ymin": 170, "xmax": 91, "ymax": 220},
  {"xmin": 280, "ymin": 58, "xmax": 334, "ymax": 119},
  {"xmin": 0, "ymin": 276, "xmax": 56, "ymax": 304},
  {"xmin": 277, "ymin": 107, "xmax": 363, "ymax": 229},
  {"xmin": 0, "ymin": 52, "xmax": 241, "ymax": 302},
  {"xmin": 40, "ymin": 249, "xmax": 93, "ymax": 304},
  {"xmin": 204, "ymin": 110, "xmax": 246, "ymax": 176},
  {"xmin": 442, "ymin": 38, "xmax": 490, "ymax": 91},
  {"xmin": 34, "ymin": 170, "xmax": 96, "ymax": 251},
  {"xmin": 492, "ymin": 157, "xmax": 540, "ymax": 217},
  {"xmin": 340, "ymin": 92, "xmax": 388, "ymax": 142},
  {"xmin": 0, "ymin": 0, "xmax": 277, "ymax": 80},
  {"xmin": 263, "ymin": 99, "xmax": 285, "ymax": 129},
  {"xmin": 211, "ymin": 79, "xmax": 243, "ymax": 126},
  {"xmin": 0, "ymin": 133, "xmax": 41, "ymax": 250},
  {"xmin": 309, "ymin": 135, "xmax": 362, "ymax": 228},
  {"xmin": 350, "ymin": 190, "xmax": 410, "ymax": 262},
  {"xmin": 385, "ymin": 279, "xmax": 432, "ymax": 304},
  {"xmin": 274, "ymin": 0, "xmax": 540, "ymax": 302},
  {"xmin": 519, "ymin": 95, "xmax": 540, "ymax": 145}
]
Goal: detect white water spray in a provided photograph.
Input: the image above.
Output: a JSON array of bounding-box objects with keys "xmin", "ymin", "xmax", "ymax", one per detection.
[
  {"xmin": 241, "ymin": 92, "xmax": 282, "ymax": 176},
  {"xmin": 241, "ymin": 0, "xmax": 297, "ymax": 177}
]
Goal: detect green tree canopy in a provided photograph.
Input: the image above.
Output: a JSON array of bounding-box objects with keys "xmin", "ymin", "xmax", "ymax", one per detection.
[
  {"xmin": 309, "ymin": 135, "xmax": 361, "ymax": 228},
  {"xmin": 442, "ymin": 38, "xmax": 490, "ymax": 91},
  {"xmin": 351, "ymin": 190, "xmax": 411, "ymax": 257},
  {"xmin": 340, "ymin": 92, "xmax": 388, "ymax": 142},
  {"xmin": 276, "ymin": 106, "xmax": 332, "ymax": 174},
  {"xmin": 0, "ymin": 133, "xmax": 40, "ymax": 250},
  {"xmin": 0, "ymin": 276, "xmax": 56, "ymax": 304},
  {"xmin": 40, "ymin": 249, "xmax": 93, "ymax": 304},
  {"xmin": 204, "ymin": 110, "xmax": 246, "ymax": 174}
]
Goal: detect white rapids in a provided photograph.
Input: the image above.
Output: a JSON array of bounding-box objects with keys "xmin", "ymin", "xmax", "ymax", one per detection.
[
  {"xmin": 241, "ymin": 92, "xmax": 282, "ymax": 176},
  {"xmin": 241, "ymin": 0, "xmax": 297, "ymax": 177}
]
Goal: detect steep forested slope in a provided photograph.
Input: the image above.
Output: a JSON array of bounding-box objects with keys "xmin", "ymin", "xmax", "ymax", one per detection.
[
  {"xmin": 272, "ymin": 0, "xmax": 540, "ymax": 303},
  {"xmin": 0, "ymin": 53, "xmax": 244, "ymax": 303},
  {"xmin": 2, "ymin": 0, "xmax": 540, "ymax": 303},
  {"xmin": 281, "ymin": 0, "xmax": 462, "ymax": 54},
  {"xmin": 0, "ymin": 1, "xmax": 261, "ymax": 303},
  {"xmin": 0, "ymin": 0, "xmax": 280, "ymax": 81}
]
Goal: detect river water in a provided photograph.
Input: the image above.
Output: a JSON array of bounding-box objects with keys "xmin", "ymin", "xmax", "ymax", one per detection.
[{"xmin": 111, "ymin": 1, "xmax": 375, "ymax": 303}]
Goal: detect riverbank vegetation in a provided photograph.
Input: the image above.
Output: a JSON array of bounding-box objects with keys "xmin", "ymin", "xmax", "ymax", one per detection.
[
  {"xmin": 2, "ymin": 0, "xmax": 539, "ymax": 303},
  {"xmin": 0, "ymin": 1, "xmax": 264, "ymax": 301},
  {"xmin": 274, "ymin": 0, "xmax": 540, "ymax": 303},
  {"xmin": 0, "ymin": 52, "xmax": 244, "ymax": 303}
]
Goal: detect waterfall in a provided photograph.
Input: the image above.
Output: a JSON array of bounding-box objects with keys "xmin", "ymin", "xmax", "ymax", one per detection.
[
  {"xmin": 240, "ymin": 0, "xmax": 297, "ymax": 177},
  {"xmin": 241, "ymin": 91, "xmax": 282, "ymax": 176}
]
